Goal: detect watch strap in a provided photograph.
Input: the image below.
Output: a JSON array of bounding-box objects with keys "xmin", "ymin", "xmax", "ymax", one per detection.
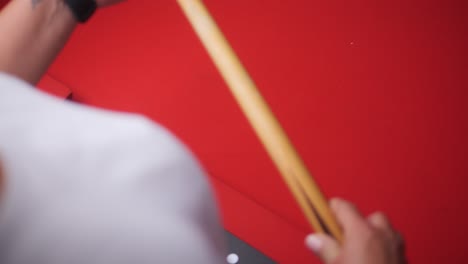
[{"xmin": 63, "ymin": 0, "xmax": 98, "ymax": 23}]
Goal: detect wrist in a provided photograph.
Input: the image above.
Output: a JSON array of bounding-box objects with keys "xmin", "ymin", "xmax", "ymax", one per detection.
[
  {"xmin": 48, "ymin": 0, "xmax": 77, "ymax": 27},
  {"xmin": 25, "ymin": 0, "xmax": 77, "ymax": 28}
]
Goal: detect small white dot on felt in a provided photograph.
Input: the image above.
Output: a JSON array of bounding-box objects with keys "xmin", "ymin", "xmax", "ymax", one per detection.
[{"xmin": 226, "ymin": 253, "xmax": 239, "ymax": 264}]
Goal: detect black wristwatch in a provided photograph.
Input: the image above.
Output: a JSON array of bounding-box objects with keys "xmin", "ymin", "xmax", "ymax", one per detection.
[{"xmin": 63, "ymin": 0, "xmax": 98, "ymax": 23}]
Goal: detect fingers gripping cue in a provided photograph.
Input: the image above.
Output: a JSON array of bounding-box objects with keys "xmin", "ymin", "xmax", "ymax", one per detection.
[{"xmin": 176, "ymin": 0, "xmax": 343, "ymax": 242}]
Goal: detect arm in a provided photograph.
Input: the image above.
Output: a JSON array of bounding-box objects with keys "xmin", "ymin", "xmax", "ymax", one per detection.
[
  {"xmin": 0, "ymin": 0, "xmax": 121, "ymax": 85},
  {"xmin": 0, "ymin": 0, "xmax": 76, "ymax": 84}
]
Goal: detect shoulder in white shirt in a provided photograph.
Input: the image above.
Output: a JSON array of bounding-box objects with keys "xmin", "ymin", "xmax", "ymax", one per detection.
[{"xmin": 0, "ymin": 73, "xmax": 225, "ymax": 264}]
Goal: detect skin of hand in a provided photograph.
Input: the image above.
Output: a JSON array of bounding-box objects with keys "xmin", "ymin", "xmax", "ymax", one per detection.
[{"xmin": 305, "ymin": 198, "xmax": 407, "ymax": 264}]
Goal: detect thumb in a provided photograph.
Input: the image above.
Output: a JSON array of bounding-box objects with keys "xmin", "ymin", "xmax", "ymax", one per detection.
[{"xmin": 305, "ymin": 233, "xmax": 341, "ymax": 264}]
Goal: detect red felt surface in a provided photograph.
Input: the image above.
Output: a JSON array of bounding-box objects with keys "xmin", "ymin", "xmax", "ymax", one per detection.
[
  {"xmin": 0, "ymin": 0, "xmax": 8, "ymax": 9},
  {"xmin": 37, "ymin": 74, "xmax": 72, "ymax": 99},
  {"xmin": 40, "ymin": 0, "xmax": 468, "ymax": 263}
]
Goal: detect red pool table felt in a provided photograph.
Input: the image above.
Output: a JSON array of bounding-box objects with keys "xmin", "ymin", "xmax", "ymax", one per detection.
[{"xmin": 7, "ymin": 0, "xmax": 468, "ymax": 263}]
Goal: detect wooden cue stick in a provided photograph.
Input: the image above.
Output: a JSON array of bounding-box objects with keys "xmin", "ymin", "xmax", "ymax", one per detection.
[{"xmin": 177, "ymin": 0, "xmax": 343, "ymax": 242}]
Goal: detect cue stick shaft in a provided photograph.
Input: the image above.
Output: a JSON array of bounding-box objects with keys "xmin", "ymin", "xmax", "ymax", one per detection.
[{"xmin": 177, "ymin": 0, "xmax": 343, "ymax": 242}]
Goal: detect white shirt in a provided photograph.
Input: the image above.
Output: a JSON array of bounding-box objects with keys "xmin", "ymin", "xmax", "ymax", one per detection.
[{"xmin": 0, "ymin": 73, "xmax": 225, "ymax": 264}]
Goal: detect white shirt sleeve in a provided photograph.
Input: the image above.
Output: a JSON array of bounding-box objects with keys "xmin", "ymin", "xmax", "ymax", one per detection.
[{"xmin": 0, "ymin": 73, "xmax": 226, "ymax": 264}]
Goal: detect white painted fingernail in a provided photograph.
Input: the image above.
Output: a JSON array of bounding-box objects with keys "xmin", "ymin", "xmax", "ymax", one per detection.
[{"xmin": 305, "ymin": 234, "xmax": 323, "ymax": 252}]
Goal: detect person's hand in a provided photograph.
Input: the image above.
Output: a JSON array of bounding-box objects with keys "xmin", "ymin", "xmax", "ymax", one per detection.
[
  {"xmin": 305, "ymin": 198, "xmax": 406, "ymax": 264},
  {"xmin": 95, "ymin": 0, "xmax": 125, "ymax": 7}
]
